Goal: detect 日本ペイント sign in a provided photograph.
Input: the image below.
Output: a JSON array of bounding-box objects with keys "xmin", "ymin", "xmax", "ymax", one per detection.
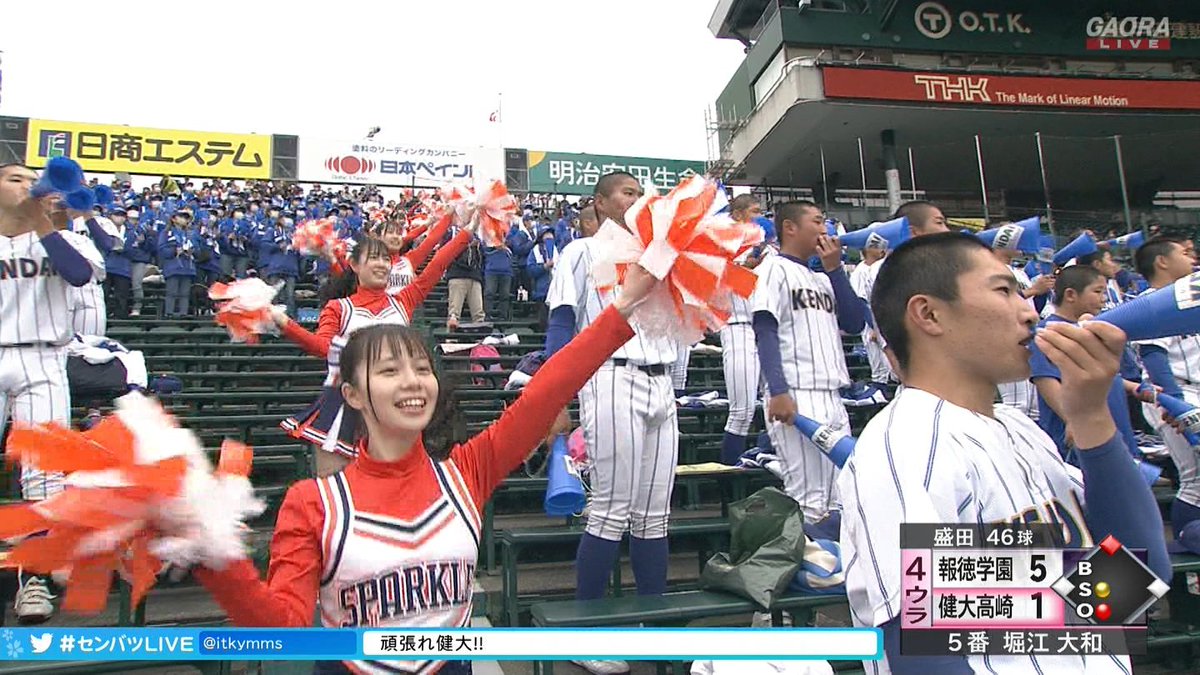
[{"xmin": 297, "ymin": 138, "xmax": 503, "ymax": 188}]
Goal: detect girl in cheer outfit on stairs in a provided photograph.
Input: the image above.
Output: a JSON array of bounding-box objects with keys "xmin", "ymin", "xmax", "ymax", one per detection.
[
  {"xmin": 376, "ymin": 213, "xmax": 451, "ymax": 295},
  {"xmin": 194, "ymin": 265, "xmax": 659, "ymax": 675},
  {"xmin": 277, "ymin": 222, "xmax": 469, "ymax": 478}
]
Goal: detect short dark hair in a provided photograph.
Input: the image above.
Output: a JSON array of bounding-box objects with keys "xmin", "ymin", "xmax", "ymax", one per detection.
[
  {"xmin": 893, "ymin": 200, "xmax": 939, "ymax": 229},
  {"xmin": 594, "ymin": 171, "xmax": 638, "ymax": 199},
  {"xmin": 870, "ymin": 232, "xmax": 989, "ymax": 371},
  {"xmin": 1075, "ymin": 249, "xmax": 1111, "ymax": 267},
  {"xmin": 774, "ymin": 200, "xmax": 819, "ymax": 242},
  {"xmin": 1053, "ymin": 265, "xmax": 1104, "ymax": 305},
  {"xmin": 729, "ymin": 194, "xmax": 758, "ymax": 215},
  {"xmin": 1135, "ymin": 235, "xmax": 1185, "ymax": 280}
]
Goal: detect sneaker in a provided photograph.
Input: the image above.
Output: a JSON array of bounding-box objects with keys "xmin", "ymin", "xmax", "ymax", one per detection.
[
  {"xmin": 129, "ymin": 309, "xmax": 141, "ymax": 317},
  {"xmin": 571, "ymin": 660, "xmax": 630, "ymax": 674},
  {"xmin": 15, "ymin": 574, "xmax": 55, "ymax": 625}
]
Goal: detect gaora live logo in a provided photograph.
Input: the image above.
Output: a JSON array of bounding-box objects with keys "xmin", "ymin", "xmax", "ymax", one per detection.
[{"xmin": 1086, "ymin": 16, "xmax": 1171, "ymax": 51}]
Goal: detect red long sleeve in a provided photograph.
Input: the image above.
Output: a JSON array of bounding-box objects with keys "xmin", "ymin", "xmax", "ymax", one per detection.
[
  {"xmin": 395, "ymin": 228, "xmax": 471, "ymax": 315},
  {"xmin": 403, "ymin": 213, "xmax": 453, "ymax": 272},
  {"xmin": 279, "ymin": 300, "xmax": 344, "ymax": 358},
  {"xmin": 194, "ymin": 480, "xmax": 324, "ymax": 627},
  {"xmin": 451, "ymin": 305, "xmax": 635, "ymax": 509}
]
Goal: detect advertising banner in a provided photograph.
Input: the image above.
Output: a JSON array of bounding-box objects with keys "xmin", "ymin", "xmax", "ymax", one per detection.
[
  {"xmin": 822, "ymin": 67, "xmax": 1200, "ymax": 111},
  {"xmin": 25, "ymin": 119, "xmax": 271, "ymax": 179},
  {"xmin": 297, "ymin": 138, "xmax": 503, "ymax": 187},
  {"xmin": 524, "ymin": 150, "xmax": 706, "ymax": 195}
]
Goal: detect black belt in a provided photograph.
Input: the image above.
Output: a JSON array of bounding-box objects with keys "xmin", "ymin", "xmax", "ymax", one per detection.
[
  {"xmin": 611, "ymin": 358, "xmax": 667, "ymax": 376},
  {"xmin": 2, "ymin": 342, "xmax": 60, "ymax": 349}
]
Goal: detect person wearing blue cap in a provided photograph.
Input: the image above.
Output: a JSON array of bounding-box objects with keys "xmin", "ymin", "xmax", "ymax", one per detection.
[
  {"xmin": 102, "ymin": 208, "xmax": 134, "ymax": 318},
  {"xmin": 262, "ymin": 216, "xmax": 301, "ymax": 317},
  {"xmin": 158, "ymin": 209, "xmax": 197, "ymax": 317}
]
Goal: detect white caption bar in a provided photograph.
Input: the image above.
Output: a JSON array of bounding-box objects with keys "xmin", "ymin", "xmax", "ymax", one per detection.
[{"xmin": 362, "ymin": 628, "xmax": 880, "ymax": 660}]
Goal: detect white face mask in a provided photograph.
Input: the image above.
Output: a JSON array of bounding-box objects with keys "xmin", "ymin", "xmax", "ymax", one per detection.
[{"xmin": 234, "ymin": 213, "xmax": 245, "ymax": 220}]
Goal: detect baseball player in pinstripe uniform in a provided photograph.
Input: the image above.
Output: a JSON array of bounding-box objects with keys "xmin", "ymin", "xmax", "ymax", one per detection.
[
  {"xmin": 751, "ymin": 200, "xmax": 865, "ymax": 521},
  {"xmin": 719, "ymin": 195, "xmax": 774, "ymax": 465},
  {"xmin": 993, "ymin": 239, "xmax": 1054, "ymax": 420},
  {"xmin": 0, "ymin": 163, "xmax": 105, "ymax": 623},
  {"xmin": 841, "ymin": 232, "xmax": 1168, "ymax": 674},
  {"xmin": 849, "ymin": 244, "xmax": 893, "ymax": 387},
  {"xmin": 543, "ymin": 171, "xmax": 677, "ymax": 675},
  {"xmin": 69, "ymin": 207, "xmax": 119, "ymax": 337},
  {"xmin": 1130, "ymin": 236, "xmax": 1200, "ymax": 546}
]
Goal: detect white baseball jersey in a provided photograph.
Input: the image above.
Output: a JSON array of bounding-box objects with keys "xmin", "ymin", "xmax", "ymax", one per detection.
[
  {"xmin": 849, "ymin": 259, "xmax": 895, "ymax": 384},
  {"xmin": 70, "ymin": 217, "xmax": 115, "ymax": 336},
  {"xmin": 729, "ymin": 245, "xmax": 777, "ymax": 324},
  {"xmin": 1103, "ymin": 278, "xmax": 1123, "ymax": 312},
  {"xmin": 1135, "ymin": 333, "xmax": 1200, "ymax": 386},
  {"xmin": 545, "ymin": 237, "xmax": 676, "ymax": 365},
  {"xmin": 840, "ymin": 387, "xmax": 1130, "ymax": 675},
  {"xmin": 0, "ymin": 230, "xmax": 103, "ymax": 345},
  {"xmin": 998, "ymin": 264, "xmax": 1039, "ymax": 419},
  {"xmin": 750, "ymin": 255, "xmax": 850, "ymax": 391}
]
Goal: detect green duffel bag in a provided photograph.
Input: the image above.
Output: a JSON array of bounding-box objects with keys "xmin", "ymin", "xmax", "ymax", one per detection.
[{"xmin": 700, "ymin": 486, "xmax": 807, "ymax": 609}]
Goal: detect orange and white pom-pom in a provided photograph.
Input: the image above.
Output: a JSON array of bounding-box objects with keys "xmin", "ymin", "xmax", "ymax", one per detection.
[
  {"xmin": 590, "ymin": 175, "xmax": 761, "ymax": 343},
  {"xmin": 209, "ymin": 278, "xmax": 280, "ymax": 344},
  {"xmin": 0, "ymin": 392, "xmax": 264, "ymax": 615},
  {"xmin": 292, "ymin": 217, "xmax": 342, "ymax": 260},
  {"xmin": 437, "ymin": 180, "xmax": 517, "ymax": 247},
  {"xmin": 369, "ymin": 208, "xmax": 391, "ymax": 224}
]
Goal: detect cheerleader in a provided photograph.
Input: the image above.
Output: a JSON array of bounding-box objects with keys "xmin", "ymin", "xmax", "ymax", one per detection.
[
  {"xmin": 193, "ymin": 266, "xmax": 658, "ymax": 675},
  {"xmin": 277, "ymin": 225, "xmax": 471, "ymax": 477},
  {"xmin": 378, "ymin": 212, "xmax": 451, "ymax": 294}
]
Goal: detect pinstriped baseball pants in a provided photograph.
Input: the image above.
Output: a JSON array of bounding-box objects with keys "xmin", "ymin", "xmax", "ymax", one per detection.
[
  {"xmin": 765, "ymin": 388, "xmax": 846, "ymax": 521},
  {"xmin": 579, "ymin": 362, "xmax": 678, "ymax": 540},
  {"xmin": 0, "ymin": 345, "xmax": 70, "ymax": 500},
  {"xmin": 719, "ymin": 323, "xmax": 760, "ymax": 436}
]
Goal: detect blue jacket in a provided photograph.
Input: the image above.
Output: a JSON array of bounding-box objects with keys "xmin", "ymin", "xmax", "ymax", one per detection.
[
  {"xmin": 484, "ymin": 243, "xmax": 514, "ymax": 277},
  {"xmin": 507, "ymin": 225, "xmax": 535, "ymax": 263},
  {"xmin": 262, "ymin": 222, "xmax": 301, "ymax": 278},
  {"xmin": 83, "ymin": 217, "xmax": 132, "ymax": 280},
  {"xmin": 192, "ymin": 225, "xmax": 222, "ymax": 274},
  {"xmin": 218, "ymin": 217, "xmax": 253, "ymax": 257},
  {"xmin": 158, "ymin": 226, "xmax": 196, "ymax": 278},
  {"xmin": 553, "ymin": 218, "xmax": 575, "ymax": 251},
  {"xmin": 525, "ymin": 238, "xmax": 558, "ymax": 301},
  {"xmin": 125, "ymin": 219, "xmax": 157, "ymax": 263}
]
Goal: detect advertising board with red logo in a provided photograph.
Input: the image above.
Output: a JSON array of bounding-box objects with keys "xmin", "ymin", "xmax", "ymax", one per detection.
[
  {"xmin": 297, "ymin": 138, "xmax": 504, "ymax": 187},
  {"xmin": 822, "ymin": 67, "xmax": 1200, "ymax": 111}
]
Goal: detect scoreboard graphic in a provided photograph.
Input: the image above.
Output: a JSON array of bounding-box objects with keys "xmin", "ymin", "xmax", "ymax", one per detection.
[{"xmin": 901, "ymin": 524, "xmax": 1169, "ymax": 656}]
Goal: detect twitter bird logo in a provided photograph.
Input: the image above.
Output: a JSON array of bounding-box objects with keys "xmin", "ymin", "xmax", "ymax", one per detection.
[{"xmin": 29, "ymin": 633, "xmax": 52, "ymax": 654}]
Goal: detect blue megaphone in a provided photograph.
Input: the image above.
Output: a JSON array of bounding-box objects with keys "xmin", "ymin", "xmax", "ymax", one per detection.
[
  {"xmin": 1136, "ymin": 459, "xmax": 1164, "ymax": 486},
  {"xmin": 1053, "ymin": 232, "xmax": 1098, "ymax": 266},
  {"xmin": 753, "ymin": 216, "xmax": 776, "ymax": 242},
  {"xmin": 1106, "ymin": 231, "xmax": 1146, "ymax": 250},
  {"xmin": 63, "ymin": 188, "xmax": 96, "ymax": 212},
  {"xmin": 1155, "ymin": 392, "xmax": 1200, "ymax": 446},
  {"xmin": 793, "ymin": 415, "xmax": 856, "ymax": 468},
  {"xmin": 29, "ymin": 157, "xmax": 86, "ymax": 199},
  {"xmin": 1094, "ymin": 271, "xmax": 1200, "ymax": 342},
  {"xmin": 93, "ymin": 184, "xmax": 115, "ymax": 210},
  {"xmin": 976, "ymin": 217, "xmax": 1044, "ymax": 255},
  {"xmin": 544, "ymin": 434, "xmax": 585, "ymax": 517},
  {"xmin": 839, "ymin": 216, "xmax": 909, "ymax": 251}
]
